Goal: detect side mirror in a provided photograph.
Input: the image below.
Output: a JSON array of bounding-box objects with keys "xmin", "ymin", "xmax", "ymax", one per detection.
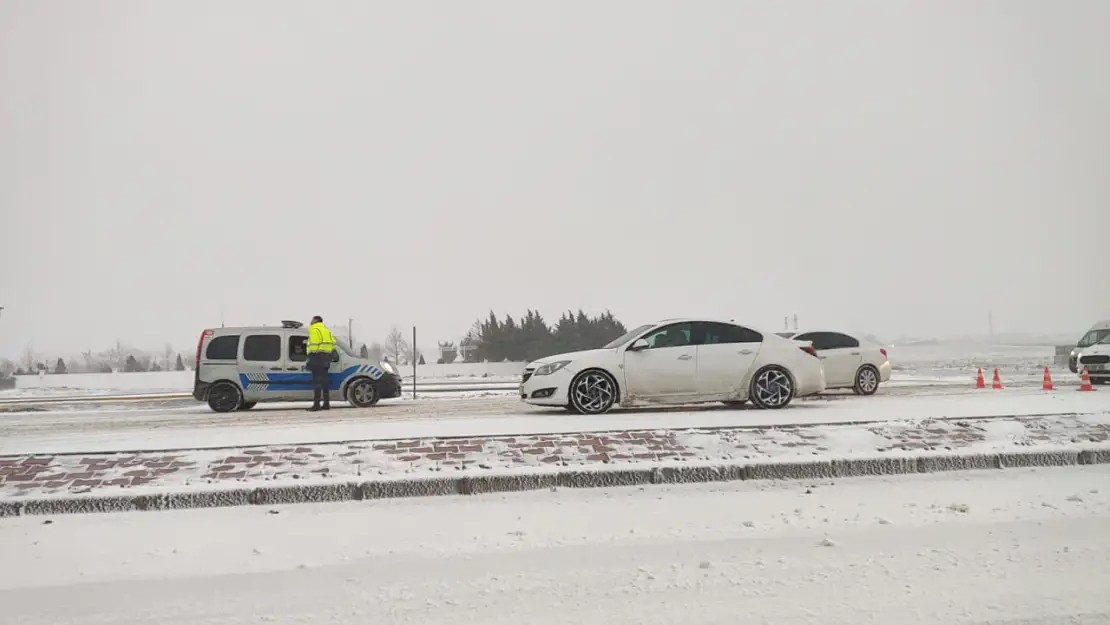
[{"xmin": 629, "ymin": 338, "xmax": 649, "ymax": 351}]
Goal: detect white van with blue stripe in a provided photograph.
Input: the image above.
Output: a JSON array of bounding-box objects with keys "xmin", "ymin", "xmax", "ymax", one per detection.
[{"xmin": 192, "ymin": 320, "xmax": 403, "ymax": 412}]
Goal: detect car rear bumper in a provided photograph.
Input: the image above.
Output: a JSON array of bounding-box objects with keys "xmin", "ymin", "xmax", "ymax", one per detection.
[{"xmin": 794, "ymin": 359, "xmax": 826, "ymax": 397}]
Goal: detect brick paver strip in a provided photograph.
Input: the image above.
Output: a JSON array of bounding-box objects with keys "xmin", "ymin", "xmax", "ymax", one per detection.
[{"xmin": 1, "ymin": 415, "xmax": 1108, "ymax": 501}]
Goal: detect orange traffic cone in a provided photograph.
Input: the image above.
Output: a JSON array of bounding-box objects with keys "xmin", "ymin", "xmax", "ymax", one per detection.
[
  {"xmin": 991, "ymin": 368, "xmax": 1003, "ymax": 390},
  {"xmin": 1079, "ymin": 367, "xmax": 1094, "ymax": 392},
  {"xmin": 975, "ymin": 368, "xmax": 985, "ymax": 389},
  {"xmin": 1042, "ymin": 367, "xmax": 1054, "ymax": 391}
]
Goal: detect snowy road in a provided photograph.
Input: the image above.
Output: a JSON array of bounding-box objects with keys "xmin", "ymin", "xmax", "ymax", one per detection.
[
  {"xmin": 2, "ymin": 388, "xmax": 1107, "ymax": 455},
  {"xmin": 3, "ymin": 466, "xmax": 1108, "ymax": 624}
]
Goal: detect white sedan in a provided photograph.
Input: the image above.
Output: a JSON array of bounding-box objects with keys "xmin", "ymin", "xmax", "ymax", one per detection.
[
  {"xmin": 779, "ymin": 330, "xmax": 891, "ymax": 395},
  {"xmin": 519, "ymin": 318, "xmax": 826, "ymax": 414}
]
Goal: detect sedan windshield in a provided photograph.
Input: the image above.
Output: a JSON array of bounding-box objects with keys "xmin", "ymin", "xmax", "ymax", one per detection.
[{"xmin": 602, "ymin": 324, "xmax": 655, "ymax": 349}]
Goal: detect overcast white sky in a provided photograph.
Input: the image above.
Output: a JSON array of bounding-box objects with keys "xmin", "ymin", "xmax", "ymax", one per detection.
[{"xmin": 1, "ymin": 0, "xmax": 1108, "ymax": 359}]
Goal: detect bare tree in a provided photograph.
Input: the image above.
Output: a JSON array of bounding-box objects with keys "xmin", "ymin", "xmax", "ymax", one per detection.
[
  {"xmin": 104, "ymin": 340, "xmax": 125, "ymax": 372},
  {"xmin": 367, "ymin": 342, "xmax": 384, "ymax": 363},
  {"xmin": 384, "ymin": 327, "xmax": 410, "ymax": 364},
  {"xmin": 403, "ymin": 342, "xmax": 422, "ymax": 365},
  {"xmin": 162, "ymin": 343, "xmax": 175, "ymax": 370},
  {"xmin": 20, "ymin": 345, "xmax": 36, "ymax": 372}
]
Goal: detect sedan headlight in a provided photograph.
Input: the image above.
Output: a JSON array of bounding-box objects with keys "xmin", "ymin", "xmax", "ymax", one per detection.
[
  {"xmin": 533, "ymin": 360, "xmax": 571, "ymax": 376},
  {"xmin": 379, "ymin": 361, "xmax": 396, "ymax": 375}
]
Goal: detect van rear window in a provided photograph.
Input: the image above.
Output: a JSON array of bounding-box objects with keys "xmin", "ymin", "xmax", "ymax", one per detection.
[{"xmin": 205, "ymin": 335, "xmax": 240, "ymax": 360}]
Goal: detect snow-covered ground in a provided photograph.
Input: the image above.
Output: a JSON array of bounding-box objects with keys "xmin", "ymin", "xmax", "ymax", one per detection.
[
  {"xmin": 3, "ymin": 465, "xmax": 1108, "ymax": 624},
  {"xmin": 2, "ymin": 387, "xmax": 1107, "ymax": 456},
  {"xmin": 0, "ymin": 342, "xmax": 1073, "ymax": 401}
]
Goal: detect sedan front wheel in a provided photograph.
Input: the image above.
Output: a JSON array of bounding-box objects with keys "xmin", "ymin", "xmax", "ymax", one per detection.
[{"xmin": 568, "ymin": 370, "xmax": 618, "ymax": 415}]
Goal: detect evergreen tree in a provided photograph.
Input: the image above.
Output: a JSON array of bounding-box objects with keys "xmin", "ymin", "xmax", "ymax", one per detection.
[
  {"xmin": 54, "ymin": 358, "xmax": 67, "ymax": 374},
  {"xmin": 359, "ymin": 344, "xmax": 369, "ymax": 359},
  {"xmin": 418, "ymin": 353, "xmax": 426, "ymax": 365},
  {"xmin": 469, "ymin": 309, "xmax": 628, "ymax": 362},
  {"xmin": 175, "ymin": 354, "xmax": 186, "ymax": 371},
  {"xmin": 124, "ymin": 354, "xmax": 143, "ymax": 372}
]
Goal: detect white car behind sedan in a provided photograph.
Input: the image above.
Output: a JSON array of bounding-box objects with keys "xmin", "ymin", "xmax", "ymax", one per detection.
[
  {"xmin": 520, "ymin": 318, "xmax": 826, "ymax": 414},
  {"xmin": 780, "ymin": 330, "xmax": 891, "ymax": 395}
]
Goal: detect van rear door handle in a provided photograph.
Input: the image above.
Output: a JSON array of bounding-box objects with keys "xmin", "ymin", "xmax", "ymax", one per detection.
[
  {"xmin": 678, "ymin": 354, "xmax": 692, "ymax": 360},
  {"xmin": 268, "ymin": 367, "xmax": 282, "ymax": 371},
  {"xmin": 738, "ymin": 349, "xmax": 753, "ymax": 355},
  {"xmin": 285, "ymin": 368, "xmax": 300, "ymax": 371}
]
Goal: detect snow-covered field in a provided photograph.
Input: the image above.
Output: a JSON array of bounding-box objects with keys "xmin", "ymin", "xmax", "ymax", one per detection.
[
  {"xmin": 3, "ymin": 465, "xmax": 1108, "ymax": 623},
  {"xmin": 0, "ymin": 342, "xmax": 1073, "ymax": 401}
]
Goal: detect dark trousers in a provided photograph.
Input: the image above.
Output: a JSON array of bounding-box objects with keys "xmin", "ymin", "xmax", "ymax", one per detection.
[{"xmin": 308, "ymin": 353, "xmax": 331, "ymax": 407}]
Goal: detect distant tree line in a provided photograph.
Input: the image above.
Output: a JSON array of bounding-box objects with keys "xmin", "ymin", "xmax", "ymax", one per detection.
[
  {"xmin": 437, "ymin": 309, "xmax": 627, "ymax": 364},
  {"xmin": 1, "ymin": 342, "xmax": 189, "ymax": 376}
]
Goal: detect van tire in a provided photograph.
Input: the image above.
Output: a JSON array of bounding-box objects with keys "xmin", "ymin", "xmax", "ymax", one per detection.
[
  {"xmin": 207, "ymin": 382, "xmax": 242, "ymax": 413},
  {"xmin": 239, "ymin": 402, "xmax": 257, "ymax": 410},
  {"xmin": 347, "ymin": 377, "xmax": 380, "ymax": 408}
]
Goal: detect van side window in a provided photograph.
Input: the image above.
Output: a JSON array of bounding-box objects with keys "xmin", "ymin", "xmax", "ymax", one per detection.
[
  {"xmin": 205, "ymin": 335, "xmax": 240, "ymax": 360},
  {"xmin": 243, "ymin": 335, "xmax": 281, "ymax": 362},
  {"xmin": 288, "ymin": 336, "xmax": 308, "ymax": 362}
]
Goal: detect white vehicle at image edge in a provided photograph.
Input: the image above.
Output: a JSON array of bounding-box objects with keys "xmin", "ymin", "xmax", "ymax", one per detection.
[
  {"xmin": 779, "ymin": 329, "xmax": 891, "ymax": 394},
  {"xmin": 1075, "ymin": 331, "xmax": 1110, "ymax": 385},
  {"xmin": 520, "ymin": 318, "xmax": 826, "ymax": 414},
  {"xmin": 1070, "ymin": 319, "xmax": 1110, "ymax": 378}
]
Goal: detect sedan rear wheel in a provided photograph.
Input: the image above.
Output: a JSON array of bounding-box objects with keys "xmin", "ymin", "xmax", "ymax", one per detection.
[
  {"xmin": 569, "ymin": 370, "xmax": 618, "ymax": 415},
  {"xmin": 749, "ymin": 367, "xmax": 794, "ymax": 410},
  {"xmin": 853, "ymin": 366, "xmax": 880, "ymax": 396}
]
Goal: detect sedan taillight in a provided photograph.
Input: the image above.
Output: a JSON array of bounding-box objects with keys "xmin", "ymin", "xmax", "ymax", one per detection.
[{"xmin": 800, "ymin": 345, "xmax": 818, "ymax": 358}]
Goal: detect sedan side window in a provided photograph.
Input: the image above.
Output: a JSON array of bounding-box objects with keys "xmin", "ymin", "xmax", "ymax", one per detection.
[
  {"xmin": 639, "ymin": 323, "xmax": 694, "ymax": 349},
  {"xmin": 827, "ymin": 332, "xmax": 860, "ymax": 349},
  {"xmin": 699, "ymin": 322, "xmax": 763, "ymax": 345},
  {"xmin": 798, "ymin": 332, "xmax": 836, "ymax": 351}
]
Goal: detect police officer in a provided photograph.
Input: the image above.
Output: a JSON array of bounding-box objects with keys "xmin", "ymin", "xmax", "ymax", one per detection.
[{"xmin": 306, "ymin": 315, "xmax": 337, "ymax": 411}]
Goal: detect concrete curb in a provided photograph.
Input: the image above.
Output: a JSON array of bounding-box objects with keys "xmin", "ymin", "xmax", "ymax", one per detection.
[{"xmin": 2, "ymin": 447, "xmax": 1109, "ymax": 518}]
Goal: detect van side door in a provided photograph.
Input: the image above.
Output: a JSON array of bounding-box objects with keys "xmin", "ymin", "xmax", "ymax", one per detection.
[
  {"xmin": 283, "ymin": 332, "xmax": 316, "ymax": 401},
  {"xmin": 238, "ymin": 331, "xmax": 286, "ymax": 400}
]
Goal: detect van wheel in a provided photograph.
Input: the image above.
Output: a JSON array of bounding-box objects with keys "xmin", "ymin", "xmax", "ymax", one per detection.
[
  {"xmin": 239, "ymin": 402, "xmax": 257, "ymax": 410},
  {"xmin": 207, "ymin": 383, "xmax": 242, "ymax": 413},
  {"xmin": 347, "ymin": 378, "xmax": 380, "ymax": 408}
]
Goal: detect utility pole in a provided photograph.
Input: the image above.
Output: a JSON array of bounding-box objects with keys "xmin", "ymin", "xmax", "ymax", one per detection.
[
  {"xmin": 412, "ymin": 326, "xmax": 417, "ymax": 400},
  {"xmin": 348, "ymin": 318, "xmax": 353, "ymax": 348},
  {"xmin": 793, "ymin": 314, "xmax": 799, "ymax": 331}
]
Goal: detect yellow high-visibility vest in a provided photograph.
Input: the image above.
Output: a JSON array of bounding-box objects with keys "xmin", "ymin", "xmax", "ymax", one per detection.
[{"xmin": 307, "ymin": 322, "xmax": 337, "ymax": 354}]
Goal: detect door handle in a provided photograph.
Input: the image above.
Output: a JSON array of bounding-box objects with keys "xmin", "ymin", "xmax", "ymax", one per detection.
[
  {"xmin": 268, "ymin": 367, "xmax": 281, "ymax": 371},
  {"xmin": 850, "ymin": 351, "xmax": 860, "ymax": 355},
  {"xmin": 678, "ymin": 354, "xmax": 692, "ymax": 360},
  {"xmin": 738, "ymin": 349, "xmax": 753, "ymax": 355},
  {"xmin": 285, "ymin": 368, "xmax": 299, "ymax": 371}
]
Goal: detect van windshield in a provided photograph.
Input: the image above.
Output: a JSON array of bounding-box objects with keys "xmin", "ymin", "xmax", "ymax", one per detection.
[{"xmin": 1078, "ymin": 329, "xmax": 1110, "ymax": 347}]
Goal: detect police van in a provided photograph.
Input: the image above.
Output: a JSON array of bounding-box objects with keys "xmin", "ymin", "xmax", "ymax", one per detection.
[{"xmin": 192, "ymin": 320, "xmax": 403, "ymax": 412}]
